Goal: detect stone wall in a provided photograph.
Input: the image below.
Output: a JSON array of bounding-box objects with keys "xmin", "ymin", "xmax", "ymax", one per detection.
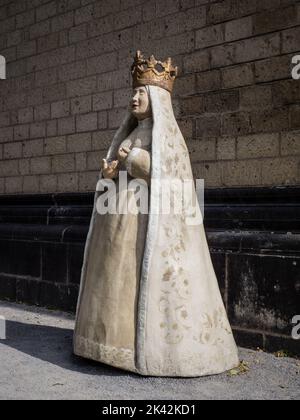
[{"xmin": 0, "ymin": 0, "xmax": 299, "ymax": 194}]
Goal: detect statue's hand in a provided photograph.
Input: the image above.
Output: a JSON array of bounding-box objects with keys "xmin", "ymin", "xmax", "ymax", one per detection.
[
  {"xmin": 117, "ymin": 146, "xmax": 131, "ymax": 162},
  {"xmin": 101, "ymin": 159, "xmax": 119, "ymax": 179}
]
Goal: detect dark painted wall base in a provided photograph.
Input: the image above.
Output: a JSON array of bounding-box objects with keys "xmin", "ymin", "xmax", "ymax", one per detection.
[{"xmin": 0, "ymin": 187, "xmax": 299, "ymax": 356}]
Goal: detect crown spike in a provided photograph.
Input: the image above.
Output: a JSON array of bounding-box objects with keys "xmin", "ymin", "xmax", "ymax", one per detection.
[{"xmin": 131, "ymin": 51, "xmax": 177, "ymax": 93}]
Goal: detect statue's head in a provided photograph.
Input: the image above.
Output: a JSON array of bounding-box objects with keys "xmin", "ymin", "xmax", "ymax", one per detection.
[{"xmin": 130, "ymin": 51, "xmax": 178, "ymax": 120}]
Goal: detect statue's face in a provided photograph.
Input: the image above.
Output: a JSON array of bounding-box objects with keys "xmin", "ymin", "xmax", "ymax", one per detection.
[{"xmin": 131, "ymin": 86, "xmax": 152, "ymax": 120}]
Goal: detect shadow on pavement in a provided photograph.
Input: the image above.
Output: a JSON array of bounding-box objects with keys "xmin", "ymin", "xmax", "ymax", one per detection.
[{"xmin": 1, "ymin": 320, "xmax": 131, "ymax": 378}]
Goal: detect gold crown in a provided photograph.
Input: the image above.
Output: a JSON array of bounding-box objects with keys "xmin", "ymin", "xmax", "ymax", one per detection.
[{"xmin": 131, "ymin": 51, "xmax": 178, "ymax": 93}]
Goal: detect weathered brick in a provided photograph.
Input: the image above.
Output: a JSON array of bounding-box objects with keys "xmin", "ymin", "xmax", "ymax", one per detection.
[
  {"xmin": 217, "ymin": 137, "xmax": 236, "ymax": 160},
  {"xmin": 222, "ymin": 64, "xmax": 254, "ymax": 89},
  {"xmin": 165, "ymin": 6, "xmax": 206, "ymax": 36},
  {"xmin": 195, "ymin": 24, "xmax": 224, "ymax": 49},
  {"xmin": 253, "ymin": 5, "xmax": 297, "ymax": 35},
  {"xmin": 222, "ymin": 112, "xmax": 250, "ymax": 136},
  {"xmin": 35, "ymin": 68, "xmax": 58, "ymax": 88},
  {"xmin": 87, "ymin": 150, "xmax": 106, "ymax": 171},
  {"xmin": 93, "ymin": 92, "xmax": 113, "ymax": 111},
  {"xmin": 52, "ymin": 154, "xmax": 75, "ymax": 173},
  {"xmin": 261, "ymin": 157, "xmax": 299, "ymax": 185},
  {"xmin": 75, "ymin": 152, "xmax": 87, "ymax": 171},
  {"xmin": 34, "ymin": 104, "xmax": 50, "ymax": 121},
  {"xmin": 30, "ymin": 122, "xmax": 46, "ymax": 139},
  {"xmin": 16, "ymin": 11, "xmax": 35, "ymax": 29},
  {"xmin": 97, "ymin": 70, "xmax": 130, "ymax": 92},
  {"xmin": 14, "ymin": 125, "xmax": 29, "ymax": 141},
  {"xmin": 114, "ymin": 6, "xmax": 142, "ymax": 30},
  {"xmin": 51, "ymin": 11, "xmax": 74, "ymax": 32},
  {"xmin": 19, "ymin": 159, "xmax": 30, "ymax": 175},
  {"xmin": 254, "ymin": 55, "xmax": 292, "ymax": 83},
  {"xmin": 272, "ymin": 80, "xmax": 300, "ymax": 108},
  {"xmin": 281, "ymin": 131, "xmax": 300, "ymax": 156},
  {"xmin": 113, "ymin": 88, "xmax": 132, "ymax": 108},
  {"xmin": 4, "ymin": 142, "xmax": 22, "ymax": 159},
  {"xmin": 23, "ymin": 175, "xmax": 40, "ymax": 193},
  {"xmin": 94, "ymin": 0, "xmax": 121, "ymax": 18},
  {"xmin": 46, "ymin": 120, "xmax": 57, "ymax": 137},
  {"xmin": 98, "ymin": 111, "xmax": 108, "ymax": 130},
  {"xmin": 58, "ymin": 117, "xmax": 76, "ymax": 135},
  {"xmin": 225, "ymin": 16, "xmax": 252, "ymax": 42},
  {"xmin": 235, "ymin": 33, "xmax": 281, "ymax": 64},
  {"xmin": 44, "ymin": 136, "xmax": 66, "ymax": 155},
  {"xmin": 282, "ymin": 27, "xmax": 300, "ymax": 54},
  {"xmin": 108, "ymin": 108, "xmax": 125, "ymax": 129},
  {"xmin": 30, "ymin": 20, "xmax": 51, "ymax": 40},
  {"xmin": 70, "ymin": 23, "xmax": 88, "ymax": 44},
  {"xmin": 196, "ymin": 115, "xmax": 221, "ymax": 137},
  {"xmin": 76, "ymin": 113, "xmax": 98, "ymax": 132},
  {"xmin": 36, "ymin": 1, "xmax": 57, "ymax": 22},
  {"xmin": 23, "ymin": 139, "xmax": 44, "ymax": 157},
  {"xmin": 74, "ymin": 4, "xmax": 94, "ymax": 25},
  {"xmin": 37, "ymin": 32, "xmax": 59, "ymax": 53},
  {"xmin": 0, "ymin": 112, "xmax": 10, "ymax": 127},
  {"xmin": 40, "ymin": 174, "xmax": 57, "ymax": 192},
  {"xmin": 30, "ymin": 156, "xmax": 51, "ymax": 174},
  {"xmin": 51, "ymin": 100, "xmax": 70, "ymax": 119},
  {"xmin": 58, "ymin": 61, "xmax": 86, "ymax": 83},
  {"xmin": 87, "ymin": 15, "xmax": 114, "ymax": 38},
  {"xmin": 240, "ymin": 85, "xmax": 273, "ymax": 110},
  {"xmin": 184, "ymin": 50, "xmax": 210, "ymax": 73},
  {"xmin": 5, "ymin": 176, "xmax": 23, "ymax": 193},
  {"xmin": 290, "ymin": 105, "xmax": 300, "ymax": 129},
  {"xmin": 156, "ymin": 0, "xmax": 180, "ymax": 17},
  {"xmin": 173, "ymin": 74, "xmax": 196, "ymax": 97},
  {"xmin": 237, "ymin": 133, "xmax": 280, "ymax": 159},
  {"xmin": 71, "ymin": 96, "xmax": 92, "ymax": 115},
  {"xmin": 210, "ymin": 44, "xmax": 236, "ymax": 68},
  {"xmin": 92, "ymin": 130, "xmax": 115, "ymax": 151},
  {"xmin": 17, "ymin": 40, "xmax": 36, "ymax": 59},
  {"xmin": 57, "ymin": 172, "xmax": 78, "ymax": 192},
  {"xmin": 0, "ymin": 159, "xmax": 19, "ymax": 176},
  {"xmin": 196, "ymin": 70, "xmax": 221, "ymax": 93},
  {"xmin": 222, "ymin": 160, "xmax": 261, "ymax": 186},
  {"xmin": 208, "ymin": 0, "xmax": 239, "ymax": 24},
  {"xmin": 67, "ymin": 76, "xmax": 97, "ymax": 98},
  {"xmin": 87, "ymin": 53, "xmax": 118, "ymax": 79},
  {"xmin": 193, "ymin": 162, "xmax": 222, "ymax": 187},
  {"xmin": 43, "ymin": 83, "xmax": 67, "ymax": 103},
  {"xmin": 188, "ymin": 139, "xmax": 216, "ymax": 162},
  {"xmin": 67, "ymin": 133, "xmax": 91, "ymax": 153},
  {"xmin": 177, "ymin": 119, "xmax": 194, "ymax": 138},
  {"xmin": 18, "ymin": 107, "xmax": 34, "ymax": 124},
  {"xmin": 79, "ymin": 171, "xmax": 99, "ymax": 191},
  {"xmin": 250, "ymin": 108, "xmax": 289, "ymax": 133},
  {"xmin": 203, "ymin": 91, "xmax": 239, "ymax": 113}
]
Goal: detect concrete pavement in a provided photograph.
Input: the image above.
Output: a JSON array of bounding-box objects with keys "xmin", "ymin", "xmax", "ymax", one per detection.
[{"xmin": 0, "ymin": 301, "xmax": 299, "ymax": 400}]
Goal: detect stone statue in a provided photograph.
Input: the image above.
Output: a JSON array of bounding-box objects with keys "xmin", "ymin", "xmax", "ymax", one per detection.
[{"xmin": 73, "ymin": 51, "xmax": 239, "ymax": 377}]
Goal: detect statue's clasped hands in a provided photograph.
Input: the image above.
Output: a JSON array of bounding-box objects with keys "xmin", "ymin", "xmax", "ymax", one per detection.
[
  {"xmin": 117, "ymin": 146, "xmax": 131, "ymax": 162},
  {"xmin": 101, "ymin": 146, "xmax": 131, "ymax": 179},
  {"xmin": 101, "ymin": 159, "xmax": 119, "ymax": 179}
]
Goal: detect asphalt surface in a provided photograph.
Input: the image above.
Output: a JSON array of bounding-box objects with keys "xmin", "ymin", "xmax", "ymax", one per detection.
[{"xmin": 0, "ymin": 301, "xmax": 299, "ymax": 400}]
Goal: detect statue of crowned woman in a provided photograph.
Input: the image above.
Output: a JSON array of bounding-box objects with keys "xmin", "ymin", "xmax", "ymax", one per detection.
[{"xmin": 73, "ymin": 51, "xmax": 239, "ymax": 377}]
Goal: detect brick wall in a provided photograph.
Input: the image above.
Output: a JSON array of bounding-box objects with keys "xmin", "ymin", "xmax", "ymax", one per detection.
[{"xmin": 0, "ymin": 0, "xmax": 299, "ymax": 193}]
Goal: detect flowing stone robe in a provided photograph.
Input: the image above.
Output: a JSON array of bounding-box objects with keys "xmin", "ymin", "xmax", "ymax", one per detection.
[{"xmin": 74, "ymin": 86, "xmax": 239, "ymax": 377}]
